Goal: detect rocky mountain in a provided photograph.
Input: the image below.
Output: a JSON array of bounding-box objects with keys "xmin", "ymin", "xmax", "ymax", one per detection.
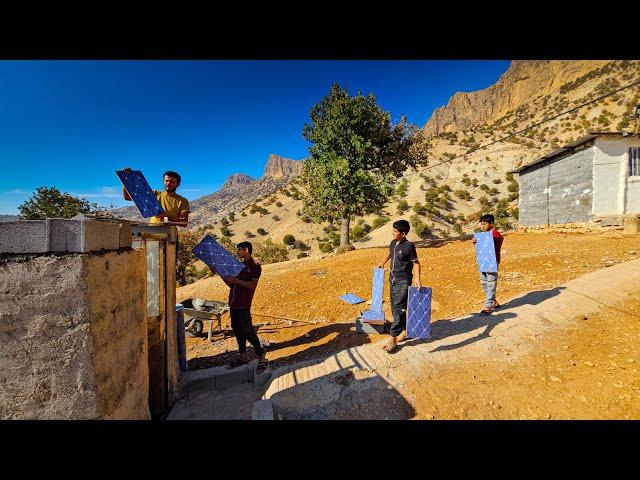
[
  {"xmin": 0, "ymin": 215, "xmax": 20, "ymax": 222},
  {"xmin": 263, "ymin": 154, "xmax": 304, "ymax": 178},
  {"xmin": 222, "ymin": 173, "xmax": 256, "ymax": 188},
  {"xmin": 423, "ymin": 60, "xmax": 611, "ymax": 137}
]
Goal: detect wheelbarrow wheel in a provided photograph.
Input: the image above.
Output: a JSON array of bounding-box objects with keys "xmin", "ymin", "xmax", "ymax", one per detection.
[{"xmin": 186, "ymin": 319, "xmax": 204, "ymax": 338}]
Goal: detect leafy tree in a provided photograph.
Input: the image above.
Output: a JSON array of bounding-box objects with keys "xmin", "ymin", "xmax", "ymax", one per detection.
[
  {"xmin": 301, "ymin": 83, "xmax": 428, "ymax": 247},
  {"xmin": 176, "ymin": 229, "xmax": 201, "ymax": 286},
  {"xmin": 19, "ymin": 186, "xmax": 106, "ymax": 220},
  {"xmin": 254, "ymin": 238, "xmax": 289, "ymax": 265}
]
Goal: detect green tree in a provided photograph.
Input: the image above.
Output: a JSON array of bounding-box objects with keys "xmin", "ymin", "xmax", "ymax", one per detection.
[
  {"xmin": 176, "ymin": 229, "xmax": 201, "ymax": 286},
  {"xmin": 301, "ymin": 83, "xmax": 428, "ymax": 247},
  {"xmin": 255, "ymin": 238, "xmax": 289, "ymax": 265},
  {"xmin": 18, "ymin": 186, "xmax": 105, "ymax": 220},
  {"xmin": 283, "ymin": 234, "xmax": 296, "ymax": 246}
]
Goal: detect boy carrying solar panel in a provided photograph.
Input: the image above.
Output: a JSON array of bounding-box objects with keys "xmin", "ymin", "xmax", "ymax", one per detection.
[
  {"xmin": 376, "ymin": 219, "xmax": 421, "ymax": 353},
  {"xmin": 472, "ymin": 214, "xmax": 504, "ymax": 316}
]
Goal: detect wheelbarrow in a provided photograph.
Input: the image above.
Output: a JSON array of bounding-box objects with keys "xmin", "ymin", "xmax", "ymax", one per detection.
[{"xmin": 180, "ymin": 297, "xmax": 230, "ymax": 342}]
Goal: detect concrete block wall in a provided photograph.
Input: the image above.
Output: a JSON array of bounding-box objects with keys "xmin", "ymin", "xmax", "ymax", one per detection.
[
  {"xmin": 519, "ymin": 148, "xmax": 594, "ymax": 226},
  {"xmin": 0, "ymin": 218, "xmax": 131, "ymax": 254},
  {"xmin": 0, "ymin": 218, "xmax": 149, "ymax": 419}
]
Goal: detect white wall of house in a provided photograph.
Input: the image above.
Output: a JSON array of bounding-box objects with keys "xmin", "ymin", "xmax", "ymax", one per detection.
[{"xmin": 592, "ymin": 136, "xmax": 640, "ymax": 216}]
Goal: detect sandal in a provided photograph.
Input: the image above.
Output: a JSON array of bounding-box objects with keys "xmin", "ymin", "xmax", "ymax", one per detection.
[
  {"xmin": 492, "ymin": 301, "xmax": 501, "ymax": 309},
  {"xmin": 479, "ymin": 309, "xmax": 493, "ymax": 316},
  {"xmin": 256, "ymin": 358, "xmax": 269, "ymax": 374},
  {"xmin": 227, "ymin": 357, "xmax": 250, "ymax": 369}
]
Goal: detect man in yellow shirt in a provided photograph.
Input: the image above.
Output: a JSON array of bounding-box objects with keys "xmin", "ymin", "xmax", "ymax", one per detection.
[{"xmin": 122, "ymin": 169, "xmax": 190, "ymax": 227}]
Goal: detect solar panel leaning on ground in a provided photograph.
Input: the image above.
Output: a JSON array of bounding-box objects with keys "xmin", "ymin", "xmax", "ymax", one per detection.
[
  {"xmin": 339, "ymin": 293, "xmax": 365, "ymax": 305},
  {"xmin": 473, "ymin": 231, "xmax": 498, "ymax": 272},
  {"xmin": 406, "ymin": 286, "xmax": 432, "ymax": 339},
  {"xmin": 192, "ymin": 235, "xmax": 245, "ymax": 278},
  {"xmin": 115, "ymin": 170, "xmax": 165, "ymax": 218},
  {"xmin": 361, "ymin": 267, "xmax": 386, "ymax": 323}
]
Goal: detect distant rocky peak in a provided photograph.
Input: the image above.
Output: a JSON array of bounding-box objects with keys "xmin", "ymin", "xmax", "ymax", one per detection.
[
  {"xmin": 263, "ymin": 154, "xmax": 304, "ymax": 178},
  {"xmin": 222, "ymin": 173, "xmax": 256, "ymax": 188}
]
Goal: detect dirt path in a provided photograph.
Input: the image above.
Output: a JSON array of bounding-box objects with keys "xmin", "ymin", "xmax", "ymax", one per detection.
[{"xmin": 178, "ymin": 231, "xmax": 640, "ymax": 371}]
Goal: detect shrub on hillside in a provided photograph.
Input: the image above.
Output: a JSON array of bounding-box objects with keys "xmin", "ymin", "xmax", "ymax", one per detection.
[
  {"xmin": 255, "ymin": 239, "xmax": 289, "ymax": 265},
  {"xmin": 372, "ymin": 215, "xmax": 390, "ymax": 229}
]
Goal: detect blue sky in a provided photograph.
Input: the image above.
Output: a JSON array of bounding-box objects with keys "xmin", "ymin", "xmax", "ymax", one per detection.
[{"xmin": 0, "ymin": 60, "xmax": 511, "ymax": 214}]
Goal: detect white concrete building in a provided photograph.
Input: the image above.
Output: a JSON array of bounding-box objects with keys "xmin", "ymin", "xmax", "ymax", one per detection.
[{"xmin": 512, "ymin": 132, "xmax": 640, "ymax": 226}]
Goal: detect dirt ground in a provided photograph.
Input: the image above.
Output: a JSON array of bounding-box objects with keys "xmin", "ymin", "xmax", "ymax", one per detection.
[
  {"xmin": 409, "ymin": 295, "xmax": 640, "ymax": 419},
  {"xmin": 178, "ymin": 230, "xmax": 637, "ymax": 360}
]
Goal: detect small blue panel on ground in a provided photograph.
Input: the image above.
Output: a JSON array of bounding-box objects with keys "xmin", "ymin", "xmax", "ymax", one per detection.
[
  {"xmin": 115, "ymin": 169, "xmax": 164, "ymax": 218},
  {"xmin": 339, "ymin": 293, "xmax": 365, "ymax": 305},
  {"xmin": 193, "ymin": 235, "xmax": 245, "ymax": 278},
  {"xmin": 406, "ymin": 286, "xmax": 432, "ymax": 339}
]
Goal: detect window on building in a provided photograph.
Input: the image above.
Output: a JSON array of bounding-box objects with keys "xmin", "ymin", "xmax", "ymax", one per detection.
[{"xmin": 630, "ymin": 147, "xmax": 640, "ymax": 177}]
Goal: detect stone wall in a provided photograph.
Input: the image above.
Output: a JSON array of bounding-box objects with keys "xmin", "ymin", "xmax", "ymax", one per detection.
[{"xmin": 0, "ymin": 218, "xmax": 150, "ymax": 419}]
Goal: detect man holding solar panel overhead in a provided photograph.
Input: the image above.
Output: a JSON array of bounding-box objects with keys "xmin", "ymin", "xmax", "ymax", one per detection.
[{"xmin": 121, "ymin": 168, "xmax": 190, "ymax": 227}]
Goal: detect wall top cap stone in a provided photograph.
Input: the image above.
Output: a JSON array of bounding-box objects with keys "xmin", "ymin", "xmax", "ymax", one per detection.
[{"xmin": 0, "ymin": 217, "xmax": 130, "ymax": 254}]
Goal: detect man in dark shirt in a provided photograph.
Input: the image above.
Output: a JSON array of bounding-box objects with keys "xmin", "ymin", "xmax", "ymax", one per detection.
[
  {"xmin": 377, "ymin": 219, "xmax": 421, "ymax": 353},
  {"xmin": 210, "ymin": 241, "xmax": 268, "ymax": 372}
]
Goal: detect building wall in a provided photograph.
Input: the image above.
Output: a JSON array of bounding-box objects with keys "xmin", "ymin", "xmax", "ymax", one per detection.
[
  {"xmin": 592, "ymin": 136, "xmax": 640, "ymax": 216},
  {"xmin": 0, "ymin": 249, "xmax": 149, "ymax": 419},
  {"xmin": 518, "ymin": 147, "xmax": 594, "ymax": 226},
  {"xmin": 85, "ymin": 250, "xmax": 150, "ymax": 420}
]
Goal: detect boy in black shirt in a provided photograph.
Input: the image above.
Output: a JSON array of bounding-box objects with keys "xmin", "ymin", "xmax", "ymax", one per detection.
[{"xmin": 376, "ymin": 219, "xmax": 421, "ymax": 353}]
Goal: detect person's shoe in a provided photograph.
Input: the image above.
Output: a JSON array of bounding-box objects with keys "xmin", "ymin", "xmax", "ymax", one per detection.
[{"xmin": 479, "ymin": 309, "xmax": 493, "ymax": 316}]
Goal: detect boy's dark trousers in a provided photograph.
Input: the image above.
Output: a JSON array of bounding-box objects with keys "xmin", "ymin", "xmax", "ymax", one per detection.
[
  {"xmin": 230, "ymin": 309, "xmax": 264, "ymax": 357},
  {"xmin": 390, "ymin": 277, "xmax": 411, "ymax": 337}
]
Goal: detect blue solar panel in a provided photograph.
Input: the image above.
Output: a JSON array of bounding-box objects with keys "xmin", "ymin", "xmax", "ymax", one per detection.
[
  {"xmin": 370, "ymin": 267, "xmax": 385, "ymax": 313},
  {"xmin": 116, "ymin": 170, "xmax": 165, "ymax": 218},
  {"xmin": 339, "ymin": 293, "xmax": 365, "ymax": 305},
  {"xmin": 474, "ymin": 231, "xmax": 498, "ymax": 272},
  {"xmin": 406, "ymin": 286, "xmax": 432, "ymax": 339},
  {"xmin": 362, "ymin": 309, "xmax": 386, "ymax": 322},
  {"xmin": 192, "ymin": 235, "xmax": 245, "ymax": 278}
]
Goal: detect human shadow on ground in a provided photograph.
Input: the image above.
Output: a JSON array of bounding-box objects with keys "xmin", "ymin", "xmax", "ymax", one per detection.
[
  {"xmin": 188, "ymin": 322, "xmax": 372, "ymax": 370},
  {"xmin": 396, "ymin": 286, "xmax": 567, "ymax": 353},
  {"xmin": 188, "ymin": 287, "xmax": 568, "ymax": 369}
]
